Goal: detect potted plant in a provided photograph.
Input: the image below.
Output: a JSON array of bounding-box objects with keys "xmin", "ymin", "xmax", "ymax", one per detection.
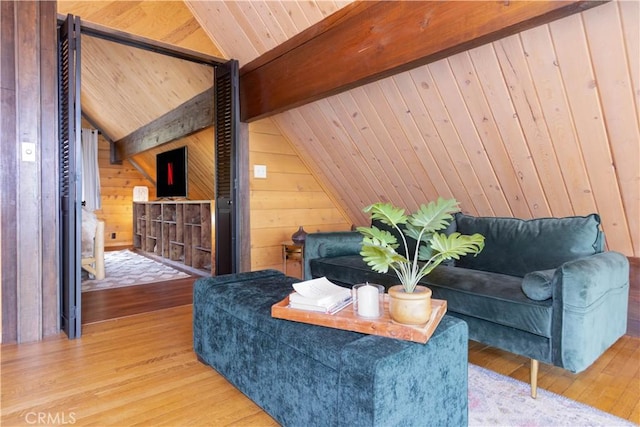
[{"xmin": 357, "ymin": 197, "xmax": 484, "ymax": 325}]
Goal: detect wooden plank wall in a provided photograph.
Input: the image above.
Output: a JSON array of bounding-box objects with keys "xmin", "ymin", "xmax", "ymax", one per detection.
[
  {"xmin": 98, "ymin": 118, "xmax": 351, "ymax": 278},
  {"xmin": 128, "ymin": 128, "xmax": 215, "ymax": 202},
  {"xmin": 272, "ymin": 2, "xmax": 639, "ymax": 258},
  {"xmin": 249, "ymin": 118, "xmax": 352, "ymax": 276},
  {"xmin": 191, "ymin": 0, "xmax": 639, "ymax": 261},
  {"xmin": 0, "ymin": 1, "xmax": 58, "ymax": 343},
  {"xmin": 93, "ymin": 134, "xmax": 156, "ymax": 249}
]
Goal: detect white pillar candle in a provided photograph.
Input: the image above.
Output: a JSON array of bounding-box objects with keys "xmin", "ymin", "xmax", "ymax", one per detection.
[{"xmin": 357, "ymin": 284, "xmax": 380, "ymax": 318}]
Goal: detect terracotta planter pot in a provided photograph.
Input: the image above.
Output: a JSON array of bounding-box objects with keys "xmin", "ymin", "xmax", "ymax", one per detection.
[{"xmin": 388, "ymin": 285, "xmax": 433, "ymax": 325}]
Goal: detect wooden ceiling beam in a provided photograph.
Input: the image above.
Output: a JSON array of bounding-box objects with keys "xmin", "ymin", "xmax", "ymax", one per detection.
[
  {"xmin": 239, "ymin": 0, "xmax": 606, "ymax": 122},
  {"xmin": 114, "ymin": 87, "xmax": 214, "ymax": 161}
]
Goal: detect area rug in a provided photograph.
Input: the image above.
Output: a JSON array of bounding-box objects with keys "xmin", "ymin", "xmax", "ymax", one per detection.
[
  {"xmin": 82, "ymin": 249, "xmax": 190, "ymax": 292},
  {"xmin": 468, "ymin": 364, "xmax": 635, "ymax": 426}
]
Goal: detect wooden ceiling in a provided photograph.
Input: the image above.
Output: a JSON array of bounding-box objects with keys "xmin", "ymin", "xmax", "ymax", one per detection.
[
  {"xmin": 58, "ymin": 0, "xmax": 221, "ymax": 200},
  {"xmin": 59, "ymin": 0, "xmax": 221, "ymax": 141},
  {"xmin": 58, "ymin": 1, "xmax": 639, "ymax": 258},
  {"xmin": 81, "ymin": 35, "xmax": 213, "ymax": 140}
]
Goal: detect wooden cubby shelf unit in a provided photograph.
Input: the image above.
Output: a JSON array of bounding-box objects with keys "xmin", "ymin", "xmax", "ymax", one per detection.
[{"xmin": 133, "ymin": 201, "xmax": 213, "ymax": 272}]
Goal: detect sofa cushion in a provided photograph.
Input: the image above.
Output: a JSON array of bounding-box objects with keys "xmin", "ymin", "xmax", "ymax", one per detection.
[
  {"xmin": 454, "ymin": 213, "xmax": 603, "ymax": 277},
  {"xmin": 311, "ymin": 256, "xmax": 552, "ymax": 338},
  {"xmin": 318, "ymin": 241, "xmax": 362, "ymax": 258},
  {"xmin": 425, "ymin": 265, "xmax": 553, "ymax": 338},
  {"xmin": 521, "ymin": 269, "xmax": 556, "ymax": 301}
]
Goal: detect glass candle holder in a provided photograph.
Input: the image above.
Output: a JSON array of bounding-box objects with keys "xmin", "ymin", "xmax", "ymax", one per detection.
[{"xmin": 352, "ymin": 283, "xmax": 385, "ymax": 319}]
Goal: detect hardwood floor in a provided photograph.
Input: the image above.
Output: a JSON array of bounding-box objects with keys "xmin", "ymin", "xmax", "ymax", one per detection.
[
  {"xmin": 2, "ymin": 305, "xmax": 278, "ymax": 427},
  {"xmin": 82, "ymin": 277, "xmax": 196, "ymax": 324},
  {"xmin": 2, "ymin": 303, "xmax": 639, "ymax": 425}
]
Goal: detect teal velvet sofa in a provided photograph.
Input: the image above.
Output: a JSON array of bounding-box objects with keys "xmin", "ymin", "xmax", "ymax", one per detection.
[
  {"xmin": 193, "ymin": 270, "xmax": 469, "ymax": 427},
  {"xmin": 303, "ymin": 213, "xmax": 630, "ymax": 397}
]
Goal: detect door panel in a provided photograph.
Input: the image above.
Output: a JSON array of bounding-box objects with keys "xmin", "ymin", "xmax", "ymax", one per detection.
[
  {"xmin": 214, "ymin": 60, "xmax": 240, "ymax": 275},
  {"xmin": 58, "ymin": 14, "xmax": 82, "ymax": 338}
]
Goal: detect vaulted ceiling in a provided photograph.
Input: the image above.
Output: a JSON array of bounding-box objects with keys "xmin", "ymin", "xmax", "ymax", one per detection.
[
  {"xmin": 58, "ymin": 1, "xmax": 639, "ymax": 258},
  {"xmin": 58, "ymin": 0, "xmax": 222, "ymax": 200}
]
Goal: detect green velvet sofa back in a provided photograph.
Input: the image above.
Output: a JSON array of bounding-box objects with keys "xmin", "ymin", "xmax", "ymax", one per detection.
[
  {"xmin": 305, "ymin": 213, "xmax": 605, "ymax": 281},
  {"xmin": 454, "ymin": 213, "xmax": 604, "ymax": 277}
]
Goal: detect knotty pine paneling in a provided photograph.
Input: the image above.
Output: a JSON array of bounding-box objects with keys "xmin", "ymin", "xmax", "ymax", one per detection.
[
  {"xmin": 186, "ymin": 0, "xmax": 346, "ymax": 65},
  {"xmin": 81, "ymin": 35, "xmax": 214, "ymax": 141},
  {"xmin": 124, "ymin": 118, "xmax": 352, "ymax": 276},
  {"xmin": 191, "ymin": 0, "xmax": 638, "ymax": 257},
  {"xmin": 58, "ymin": 0, "xmax": 220, "ymax": 149},
  {"xmin": 263, "ymin": 1, "xmax": 639, "ymax": 258},
  {"xmin": 58, "ymin": 1, "xmax": 223, "ymax": 57},
  {"xmin": 94, "ymin": 135, "xmax": 156, "ymax": 248},
  {"xmin": 249, "ymin": 118, "xmax": 351, "ymax": 274},
  {"xmin": 128, "ymin": 128, "xmax": 215, "ymax": 202},
  {"xmin": 59, "ymin": 0, "xmax": 638, "ymax": 259}
]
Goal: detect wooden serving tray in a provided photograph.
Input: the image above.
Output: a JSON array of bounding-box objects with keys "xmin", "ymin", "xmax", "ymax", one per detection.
[{"xmin": 271, "ymin": 295, "xmax": 447, "ymax": 344}]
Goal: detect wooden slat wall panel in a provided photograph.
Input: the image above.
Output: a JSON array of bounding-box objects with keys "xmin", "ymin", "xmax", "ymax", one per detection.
[
  {"xmin": 431, "ymin": 51, "xmax": 525, "ymax": 214},
  {"xmin": 549, "ymin": 12, "xmax": 633, "ymax": 255},
  {"xmin": 94, "ymin": 135, "xmax": 156, "ymax": 248},
  {"xmin": 390, "ymin": 73, "xmax": 467, "ymax": 208},
  {"xmin": 1, "ymin": 1, "xmax": 58, "ymax": 343},
  {"xmin": 248, "ymin": 118, "xmax": 351, "ymax": 273},
  {"xmin": 187, "ymin": 0, "xmax": 345, "ymax": 65},
  {"xmin": 15, "ymin": 0, "xmax": 42, "ymax": 343},
  {"xmin": 468, "ymin": 43, "xmax": 552, "ymax": 217},
  {"xmin": 582, "ymin": 4, "xmax": 639, "ymax": 255},
  {"xmin": 191, "ymin": 0, "xmax": 638, "ymax": 257},
  {"xmin": 128, "ymin": 128, "xmax": 215, "ymax": 202},
  {"xmin": 58, "ymin": 1, "xmax": 223, "ymax": 57},
  {"xmin": 0, "ymin": 0, "xmax": 17, "ymax": 343}
]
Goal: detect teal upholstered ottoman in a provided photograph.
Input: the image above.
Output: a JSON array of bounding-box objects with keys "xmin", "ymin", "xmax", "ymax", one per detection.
[{"xmin": 193, "ymin": 270, "xmax": 468, "ymax": 427}]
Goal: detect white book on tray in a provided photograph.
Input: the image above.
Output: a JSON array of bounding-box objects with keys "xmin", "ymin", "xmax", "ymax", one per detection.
[{"xmin": 289, "ymin": 277, "xmax": 351, "ymax": 313}]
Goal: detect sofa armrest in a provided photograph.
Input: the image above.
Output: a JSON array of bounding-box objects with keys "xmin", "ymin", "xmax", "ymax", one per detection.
[
  {"xmin": 552, "ymin": 251, "xmax": 629, "ymax": 372},
  {"xmin": 558, "ymin": 251, "xmax": 629, "ymax": 308},
  {"xmin": 303, "ymin": 231, "xmax": 362, "ymax": 280}
]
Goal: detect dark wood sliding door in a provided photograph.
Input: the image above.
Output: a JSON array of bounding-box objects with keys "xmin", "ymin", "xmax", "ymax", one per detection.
[
  {"xmin": 214, "ymin": 60, "xmax": 240, "ymax": 275},
  {"xmin": 58, "ymin": 14, "xmax": 82, "ymax": 338}
]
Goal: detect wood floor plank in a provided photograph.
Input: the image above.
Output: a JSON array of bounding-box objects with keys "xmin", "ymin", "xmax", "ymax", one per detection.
[
  {"xmin": 82, "ymin": 277, "xmax": 196, "ymax": 324},
  {"xmin": 2, "ymin": 301, "xmax": 638, "ymax": 425}
]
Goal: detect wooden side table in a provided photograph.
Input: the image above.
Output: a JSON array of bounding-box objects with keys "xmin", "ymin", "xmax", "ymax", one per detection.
[{"xmin": 282, "ymin": 242, "xmax": 304, "ymax": 278}]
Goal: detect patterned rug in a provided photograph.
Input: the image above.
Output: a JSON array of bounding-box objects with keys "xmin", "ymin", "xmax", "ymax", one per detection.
[
  {"xmin": 468, "ymin": 364, "xmax": 634, "ymax": 426},
  {"xmin": 82, "ymin": 249, "xmax": 190, "ymax": 292}
]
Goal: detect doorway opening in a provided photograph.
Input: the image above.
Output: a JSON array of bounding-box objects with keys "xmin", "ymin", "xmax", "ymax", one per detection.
[{"xmin": 58, "ymin": 14, "xmax": 243, "ymax": 336}]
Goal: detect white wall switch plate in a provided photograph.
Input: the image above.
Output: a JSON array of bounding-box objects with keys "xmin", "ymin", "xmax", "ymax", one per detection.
[
  {"xmin": 254, "ymin": 164, "xmax": 267, "ymax": 179},
  {"xmin": 22, "ymin": 142, "xmax": 36, "ymax": 162}
]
